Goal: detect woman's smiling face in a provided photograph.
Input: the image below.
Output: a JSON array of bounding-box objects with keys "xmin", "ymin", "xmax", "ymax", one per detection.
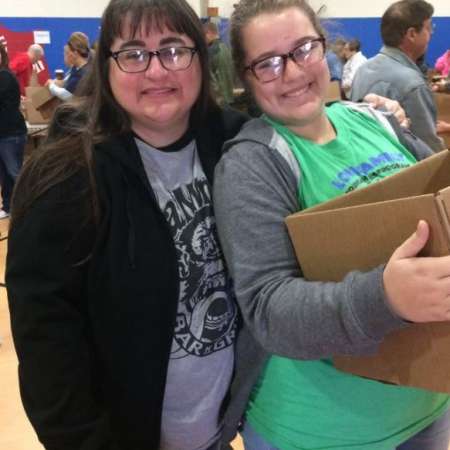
[
  {"xmin": 242, "ymin": 7, "xmax": 329, "ymax": 129},
  {"xmin": 108, "ymin": 20, "xmax": 202, "ymax": 141}
]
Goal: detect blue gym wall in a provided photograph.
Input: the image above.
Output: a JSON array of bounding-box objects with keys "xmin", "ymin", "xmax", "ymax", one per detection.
[
  {"xmin": 322, "ymin": 16, "xmax": 450, "ymax": 69},
  {"xmin": 0, "ymin": 16, "xmax": 449, "ymax": 74}
]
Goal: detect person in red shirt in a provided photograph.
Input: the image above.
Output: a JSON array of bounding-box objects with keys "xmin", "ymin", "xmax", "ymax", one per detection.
[{"xmin": 10, "ymin": 44, "xmax": 44, "ymax": 96}]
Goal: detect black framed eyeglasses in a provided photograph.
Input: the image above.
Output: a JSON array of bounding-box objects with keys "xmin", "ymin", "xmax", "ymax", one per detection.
[
  {"xmin": 245, "ymin": 37, "xmax": 326, "ymax": 83},
  {"xmin": 108, "ymin": 46, "xmax": 198, "ymax": 73}
]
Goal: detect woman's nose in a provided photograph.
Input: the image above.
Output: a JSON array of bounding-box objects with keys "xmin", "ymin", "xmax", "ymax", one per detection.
[
  {"xmin": 144, "ymin": 55, "xmax": 167, "ymax": 78},
  {"xmin": 282, "ymin": 57, "xmax": 305, "ymax": 81}
]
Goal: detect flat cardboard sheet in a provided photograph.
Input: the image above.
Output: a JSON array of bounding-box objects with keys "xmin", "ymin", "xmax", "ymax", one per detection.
[
  {"xmin": 285, "ymin": 150, "xmax": 450, "ymax": 393},
  {"xmin": 24, "ymin": 87, "xmax": 49, "ymax": 124}
]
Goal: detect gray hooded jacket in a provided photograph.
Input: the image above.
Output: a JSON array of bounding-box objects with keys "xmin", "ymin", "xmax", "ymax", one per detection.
[{"xmin": 214, "ymin": 103, "xmax": 434, "ymax": 445}]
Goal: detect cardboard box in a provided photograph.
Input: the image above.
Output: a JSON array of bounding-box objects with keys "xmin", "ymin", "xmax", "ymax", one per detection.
[
  {"xmin": 285, "ymin": 149, "xmax": 450, "ymax": 393},
  {"xmin": 22, "ymin": 94, "xmax": 50, "ymax": 125},
  {"xmin": 28, "ymin": 70, "xmax": 39, "ymax": 87},
  {"xmin": 29, "ymin": 86, "xmax": 60, "ymax": 120},
  {"xmin": 325, "ymin": 80, "xmax": 342, "ymax": 103},
  {"xmin": 207, "ymin": 6, "xmax": 219, "ymax": 16},
  {"xmin": 435, "ymin": 93, "xmax": 450, "ymax": 147},
  {"xmin": 435, "ymin": 92, "xmax": 450, "ymax": 123}
]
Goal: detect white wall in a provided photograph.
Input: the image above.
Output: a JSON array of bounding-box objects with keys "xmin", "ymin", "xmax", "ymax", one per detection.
[
  {"xmin": 310, "ymin": 0, "xmax": 450, "ymax": 17},
  {"xmin": 1, "ymin": 0, "xmax": 450, "ymax": 18},
  {"xmin": 206, "ymin": 0, "xmax": 450, "ymax": 18},
  {"xmin": 0, "ymin": 0, "xmax": 201, "ymax": 17}
]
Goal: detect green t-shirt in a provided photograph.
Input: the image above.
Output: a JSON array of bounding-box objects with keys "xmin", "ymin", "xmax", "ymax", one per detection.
[{"xmin": 246, "ymin": 103, "xmax": 450, "ymax": 450}]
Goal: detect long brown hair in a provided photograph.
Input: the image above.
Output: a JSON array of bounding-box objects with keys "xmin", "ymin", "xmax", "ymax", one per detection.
[{"xmin": 12, "ymin": 0, "xmax": 215, "ymax": 224}]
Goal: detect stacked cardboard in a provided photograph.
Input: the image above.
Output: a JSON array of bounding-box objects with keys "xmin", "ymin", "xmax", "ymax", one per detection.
[{"xmin": 325, "ymin": 80, "xmax": 342, "ymax": 103}]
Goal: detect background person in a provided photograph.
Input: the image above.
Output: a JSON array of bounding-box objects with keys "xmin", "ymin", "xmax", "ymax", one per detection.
[
  {"xmin": 351, "ymin": 0, "xmax": 444, "ymax": 152},
  {"xmin": 435, "ymin": 49, "xmax": 450, "ymax": 77},
  {"xmin": 46, "ymin": 32, "xmax": 91, "ymax": 100},
  {"xmin": 0, "ymin": 41, "xmax": 26, "ymax": 219},
  {"xmin": 213, "ymin": 0, "xmax": 450, "ymax": 449},
  {"xmin": 6, "ymin": 0, "xmax": 247, "ymax": 449},
  {"xmin": 325, "ymin": 41, "xmax": 343, "ymax": 81},
  {"xmin": 341, "ymin": 38, "xmax": 367, "ymax": 96},
  {"xmin": 432, "ymin": 75, "xmax": 450, "ymax": 135},
  {"xmin": 204, "ymin": 20, "xmax": 235, "ymax": 106},
  {"xmin": 9, "ymin": 43, "xmax": 44, "ymax": 96}
]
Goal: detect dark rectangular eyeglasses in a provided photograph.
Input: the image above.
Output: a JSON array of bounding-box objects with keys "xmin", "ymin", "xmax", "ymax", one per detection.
[
  {"xmin": 245, "ymin": 37, "xmax": 326, "ymax": 83},
  {"xmin": 108, "ymin": 46, "xmax": 197, "ymax": 73}
]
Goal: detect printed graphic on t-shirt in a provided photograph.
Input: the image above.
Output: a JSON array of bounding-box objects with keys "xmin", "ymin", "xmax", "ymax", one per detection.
[
  {"xmin": 331, "ymin": 151, "xmax": 411, "ymax": 193},
  {"xmin": 163, "ymin": 177, "xmax": 237, "ymax": 359}
]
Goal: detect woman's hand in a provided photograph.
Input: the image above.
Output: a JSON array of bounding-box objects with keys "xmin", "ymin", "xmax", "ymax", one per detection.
[
  {"xmin": 363, "ymin": 93, "xmax": 410, "ymax": 128},
  {"xmin": 384, "ymin": 221, "xmax": 450, "ymax": 322}
]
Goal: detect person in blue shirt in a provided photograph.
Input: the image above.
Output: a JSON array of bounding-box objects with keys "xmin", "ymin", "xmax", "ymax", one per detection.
[
  {"xmin": 325, "ymin": 48, "xmax": 343, "ymax": 81},
  {"xmin": 46, "ymin": 32, "xmax": 91, "ymax": 100},
  {"xmin": 325, "ymin": 38, "xmax": 345, "ymax": 81}
]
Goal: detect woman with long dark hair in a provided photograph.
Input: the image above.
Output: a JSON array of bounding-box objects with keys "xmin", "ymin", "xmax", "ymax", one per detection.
[{"xmin": 6, "ymin": 1, "xmax": 247, "ymax": 449}]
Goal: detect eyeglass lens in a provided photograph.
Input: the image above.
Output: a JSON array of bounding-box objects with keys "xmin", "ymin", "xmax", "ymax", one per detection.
[
  {"xmin": 115, "ymin": 47, "xmax": 194, "ymax": 73},
  {"xmin": 253, "ymin": 40, "xmax": 324, "ymax": 82}
]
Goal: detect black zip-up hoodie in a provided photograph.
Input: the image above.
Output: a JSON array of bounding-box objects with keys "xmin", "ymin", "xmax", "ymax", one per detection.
[{"xmin": 6, "ymin": 106, "xmax": 248, "ymax": 450}]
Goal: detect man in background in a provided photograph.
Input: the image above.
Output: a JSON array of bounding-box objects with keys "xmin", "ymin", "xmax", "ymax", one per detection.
[
  {"xmin": 341, "ymin": 39, "xmax": 367, "ymax": 97},
  {"xmin": 204, "ymin": 21, "xmax": 235, "ymax": 106},
  {"xmin": 326, "ymin": 38, "xmax": 346, "ymax": 82},
  {"xmin": 10, "ymin": 44, "xmax": 44, "ymax": 97},
  {"xmin": 351, "ymin": 0, "xmax": 444, "ymax": 151}
]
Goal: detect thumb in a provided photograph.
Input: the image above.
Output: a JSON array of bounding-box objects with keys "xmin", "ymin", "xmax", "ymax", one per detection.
[{"xmin": 392, "ymin": 220, "xmax": 429, "ymax": 260}]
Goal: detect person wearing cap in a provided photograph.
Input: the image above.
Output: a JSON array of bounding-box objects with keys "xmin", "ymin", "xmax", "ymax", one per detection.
[
  {"xmin": 204, "ymin": 21, "xmax": 235, "ymax": 106},
  {"xmin": 0, "ymin": 42, "xmax": 26, "ymax": 219}
]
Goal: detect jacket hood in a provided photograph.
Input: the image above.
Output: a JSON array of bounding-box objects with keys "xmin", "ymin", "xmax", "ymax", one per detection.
[{"xmin": 223, "ymin": 117, "xmax": 275, "ymax": 154}]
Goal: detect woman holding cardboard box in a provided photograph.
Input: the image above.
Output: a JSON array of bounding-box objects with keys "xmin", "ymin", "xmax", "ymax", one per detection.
[{"xmin": 213, "ymin": 1, "xmax": 450, "ymax": 449}]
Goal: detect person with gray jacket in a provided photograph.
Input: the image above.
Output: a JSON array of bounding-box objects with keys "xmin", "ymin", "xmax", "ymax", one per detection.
[
  {"xmin": 351, "ymin": 0, "xmax": 444, "ymax": 152},
  {"xmin": 214, "ymin": 1, "xmax": 450, "ymax": 449}
]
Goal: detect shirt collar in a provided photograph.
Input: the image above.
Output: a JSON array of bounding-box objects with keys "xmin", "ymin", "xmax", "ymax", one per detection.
[{"xmin": 380, "ymin": 46, "xmax": 424, "ymax": 79}]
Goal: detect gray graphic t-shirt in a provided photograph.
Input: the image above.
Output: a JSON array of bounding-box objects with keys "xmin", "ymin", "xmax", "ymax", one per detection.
[{"xmin": 136, "ymin": 136, "xmax": 237, "ymax": 450}]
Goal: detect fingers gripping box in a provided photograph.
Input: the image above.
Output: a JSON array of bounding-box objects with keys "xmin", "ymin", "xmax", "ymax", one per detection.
[{"xmin": 285, "ymin": 149, "xmax": 450, "ymax": 393}]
